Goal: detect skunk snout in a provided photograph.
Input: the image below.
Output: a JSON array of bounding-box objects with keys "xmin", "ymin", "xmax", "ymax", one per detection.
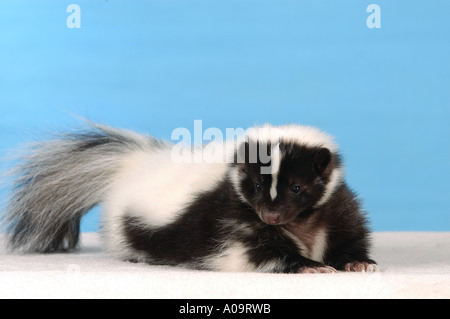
[{"xmin": 261, "ymin": 210, "xmax": 281, "ymax": 225}]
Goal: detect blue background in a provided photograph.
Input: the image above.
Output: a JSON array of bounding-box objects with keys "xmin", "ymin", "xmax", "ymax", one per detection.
[{"xmin": 0, "ymin": 1, "xmax": 449, "ymax": 231}]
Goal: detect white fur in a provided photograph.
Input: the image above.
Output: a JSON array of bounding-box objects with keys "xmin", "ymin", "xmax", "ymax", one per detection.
[
  {"xmin": 314, "ymin": 168, "xmax": 343, "ymax": 208},
  {"xmin": 210, "ymin": 242, "xmax": 285, "ymax": 273},
  {"xmin": 269, "ymin": 175, "xmax": 278, "ymax": 201},
  {"xmin": 255, "ymin": 259, "xmax": 285, "ymax": 273},
  {"xmin": 269, "ymin": 143, "xmax": 281, "ymax": 201},
  {"xmin": 228, "ymin": 166, "xmax": 249, "ymax": 204},
  {"xmin": 282, "ymin": 228, "xmax": 310, "ymax": 257},
  {"xmin": 218, "ymin": 219, "xmax": 255, "ymax": 237},
  {"xmin": 211, "ymin": 243, "xmax": 253, "ymax": 272},
  {"xmin": 309, "ymin": 228, "xmax": 328, "ymax": 263},
  {"xmin": 282, "ymin": 227, "xmax": 328, "ymax": 263}
]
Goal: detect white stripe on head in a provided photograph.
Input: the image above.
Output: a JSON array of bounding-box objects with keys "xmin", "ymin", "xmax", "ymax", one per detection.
[{"xmin": 269, "ymin": 142, "xmax": 281, "ymax": 201}]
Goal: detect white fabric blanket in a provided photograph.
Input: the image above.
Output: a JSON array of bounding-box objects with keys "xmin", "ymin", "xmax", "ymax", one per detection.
[{"xmin": 0, "ymin": 232, "xmax": 449, "ymax": 299}]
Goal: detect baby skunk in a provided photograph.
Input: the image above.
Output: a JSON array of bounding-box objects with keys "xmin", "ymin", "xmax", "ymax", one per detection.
[{"xmin": 3, "ymin": 122, "xmax": 377, "ymax": 273}]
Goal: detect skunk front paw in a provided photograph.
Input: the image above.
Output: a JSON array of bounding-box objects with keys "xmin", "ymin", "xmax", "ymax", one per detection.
[
  {"xmin": 344, "ymin": 261, "xmax": 379, "ymax": 273},
  {"xmin": 299, "ymin": 265, "xmax": 337, "ymax": 274}
]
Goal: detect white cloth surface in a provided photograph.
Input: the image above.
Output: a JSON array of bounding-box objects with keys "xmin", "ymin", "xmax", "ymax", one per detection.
[{"xmin": 0, "ymin": 232, "xmax": 449, "ymax": 299}]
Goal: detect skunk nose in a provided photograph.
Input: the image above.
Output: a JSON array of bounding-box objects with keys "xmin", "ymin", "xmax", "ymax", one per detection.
[{"xmin": 261, "ymin": 211, "xmax": 281, "ymax": 225}]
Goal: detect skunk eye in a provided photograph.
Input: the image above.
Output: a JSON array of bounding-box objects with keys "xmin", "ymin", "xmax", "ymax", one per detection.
[
  {"xmin": 255, "ymin": 183, "xmax": 262, "ymax": 191},
  {"xmin": 291, "ymin": 186, "xmax": 301, "ymax": 194}
]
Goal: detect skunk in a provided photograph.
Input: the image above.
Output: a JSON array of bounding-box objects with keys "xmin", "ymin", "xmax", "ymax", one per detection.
[{"xmin": 2, "ymin": 122, "xmax": 377, "ymax": 273}]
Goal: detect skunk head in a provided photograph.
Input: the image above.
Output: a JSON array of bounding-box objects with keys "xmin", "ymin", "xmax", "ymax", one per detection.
[{"xmin": 229, "ymin": 125, "xmax": 343, "ymax": 225}]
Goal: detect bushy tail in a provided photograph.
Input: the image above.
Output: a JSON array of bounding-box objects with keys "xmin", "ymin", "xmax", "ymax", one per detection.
[{"xmin": 2, "ymin": 122, "xmax": 157, "ymax": 253}]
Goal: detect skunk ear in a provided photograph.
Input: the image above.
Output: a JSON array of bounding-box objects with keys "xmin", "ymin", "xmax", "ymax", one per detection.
[{"xmin": 314, "ymin": 148, "xmax": 331, "ymax": 174}]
